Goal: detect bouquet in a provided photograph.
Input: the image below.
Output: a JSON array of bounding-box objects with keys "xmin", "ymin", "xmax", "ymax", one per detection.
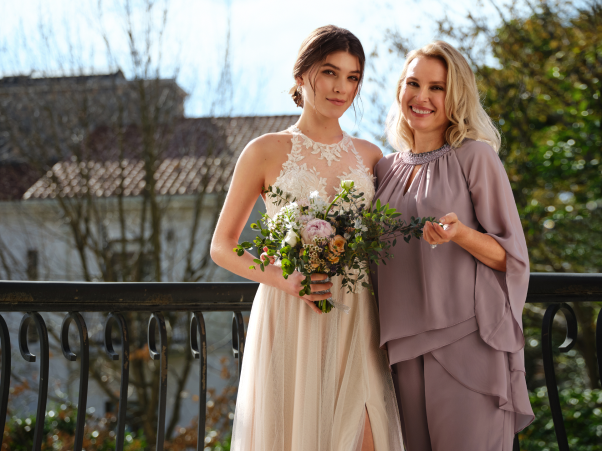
[{"xmin": 234, "ymin": 180, "xmax": 432, "ymax": 313}]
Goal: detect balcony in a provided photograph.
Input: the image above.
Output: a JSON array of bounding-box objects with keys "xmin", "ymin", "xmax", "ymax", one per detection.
[{"xmin": 0, "ymin": 273, "xmax": 600, "ymax": 451}]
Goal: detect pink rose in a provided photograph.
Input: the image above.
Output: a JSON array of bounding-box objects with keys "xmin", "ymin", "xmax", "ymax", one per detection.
[
  {"xmin": 300, "ymin": 219, "xmax": 334, "ymax": 244},
  {"xmin": 260, "ymin": 246, "xmax": 276, "ymax": 265}
]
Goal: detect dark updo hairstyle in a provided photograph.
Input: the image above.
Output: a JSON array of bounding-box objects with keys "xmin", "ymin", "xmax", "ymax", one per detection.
[{"xmin": 290, "ymin": 25, "xmax": 365, "ymax": 109}]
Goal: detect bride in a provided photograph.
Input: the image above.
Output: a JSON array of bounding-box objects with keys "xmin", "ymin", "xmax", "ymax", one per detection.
[{"xmin": 210, "ymin": 25, "xmax": 403, "ymax": 451}]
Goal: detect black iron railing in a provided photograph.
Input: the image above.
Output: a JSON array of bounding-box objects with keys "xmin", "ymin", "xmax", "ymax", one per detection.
[{"xmin": 0, "ymin": 274, "xmax": 600, "ymax": 451}]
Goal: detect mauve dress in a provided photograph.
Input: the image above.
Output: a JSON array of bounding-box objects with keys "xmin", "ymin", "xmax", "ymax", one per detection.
[{"xmin": 373, "ymin": 139, "xmax": 534, "ymax": 450}]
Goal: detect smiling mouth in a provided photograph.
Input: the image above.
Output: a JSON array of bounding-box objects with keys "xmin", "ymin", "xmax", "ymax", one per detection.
[
  {"xmin": 410, "ymin": 105, "xmax": 434, "ymax": 115},
  {"xmin": 327, "ymin": 98, "xmax": 346, "ymax": 106}
]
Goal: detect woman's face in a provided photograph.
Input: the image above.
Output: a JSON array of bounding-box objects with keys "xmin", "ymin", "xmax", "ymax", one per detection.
[
  {"xmin": 400, "ymin": 56, "xmax": 449, "ymax": 138},
  {"xmin": 300, "ymin": 51, "xmax": 361, "ymax": 119}
]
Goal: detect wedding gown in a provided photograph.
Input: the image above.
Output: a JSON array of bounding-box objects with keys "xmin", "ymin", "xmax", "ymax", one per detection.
[{"xmin": 231, "ymin": 125, "xmax": 404, "ymax": 451}]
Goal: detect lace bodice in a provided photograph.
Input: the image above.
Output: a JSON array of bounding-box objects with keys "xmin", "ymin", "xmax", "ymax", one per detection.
[{"xmin": 265, "ymin": 125, "xmax": 375, "ymax": 217}]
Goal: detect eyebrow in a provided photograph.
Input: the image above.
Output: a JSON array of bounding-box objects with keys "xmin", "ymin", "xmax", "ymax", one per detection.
[
  {"xmin": 322, "ymin": 62, "xmax": 361, "ymax": 74},
  {"xmin": 406, "ymin": 76, "xmax": 446, "ymax": 85}
]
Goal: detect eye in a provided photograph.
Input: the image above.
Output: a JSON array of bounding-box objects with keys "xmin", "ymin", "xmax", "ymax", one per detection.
[
  {"xmin": 323, "ymin": 70, "xmax": 335, "ymax": 75},
  {"xmin": 407, "ymin": 81, "xmax": 419, "ymax": 87},
  {"xmin": 432, "ymin": 86, "xmax": 444, "ymax": 91},
  {"xmin": 349, "ymin": 76, "xmax": 359, "ymax": 82}
]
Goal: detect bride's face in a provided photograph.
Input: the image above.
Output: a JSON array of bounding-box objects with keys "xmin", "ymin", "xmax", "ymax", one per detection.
[{"xmin": 299, "ymin": 51, "xmax": 361, "ymax": 119}]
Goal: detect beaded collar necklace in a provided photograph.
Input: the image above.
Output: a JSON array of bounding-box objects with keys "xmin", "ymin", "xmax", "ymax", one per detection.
[{"xmin": 398, "ymin": 142, "xmax": 453, "ymax": 165}]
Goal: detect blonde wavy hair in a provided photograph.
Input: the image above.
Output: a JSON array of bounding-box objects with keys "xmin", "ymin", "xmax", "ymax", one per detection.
[{"xmin": 386, "ymin": 40, "xmax": 501, "ymax": 152}]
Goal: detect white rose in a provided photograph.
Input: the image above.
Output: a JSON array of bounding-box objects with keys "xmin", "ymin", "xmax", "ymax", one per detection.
[
  {"xmin": 340, "ymin": 180, "xmax": 355, "ymax": 191},
  {"xmin": 283, "ymin": 230, "xmax": 299, "ymax": 247}
]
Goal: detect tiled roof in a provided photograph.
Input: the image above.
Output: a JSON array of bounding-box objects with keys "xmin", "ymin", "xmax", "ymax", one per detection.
[
  {"xmin": 22, "ymin": 115, "xmax": 299, "ymax": 200},
  {"xmin": 0, "ymin": 70, "xmax": 126, "ymax": 87}
]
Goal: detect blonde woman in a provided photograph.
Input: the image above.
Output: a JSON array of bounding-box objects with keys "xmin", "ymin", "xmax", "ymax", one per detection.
[{"xmin": 372, "ymin": 41, "xmax": 534, "ymax": 450}]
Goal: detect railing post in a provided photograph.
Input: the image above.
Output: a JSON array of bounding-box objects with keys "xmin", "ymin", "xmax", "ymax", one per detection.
[
  {"xmin": 0, "ymin": 315, "xmax": 11, "ymax": 450},
  {"xmin": 191, "ymin": 312, "xmax": 207, "ymax": 451},
  {"xmin": 148, "ymin": 312, "xmax": 168, "ymax": 451},
  {"xmin": 104, "ymin": 313, "xmax": 130, "ymax": 451},
  {"xmin": 232, "ymin": 312, "xmax": 245, "ymax": 380},
  {"xmin": 60, "ymin": 312, "xmax": 89, "ymax": 451},
  {"xmin": 541, "ymin": 303, "xmax": 578, "ymax": 451},
  {"xmin": 596, "ymin": 309, "xmax": 602, "ymax": 386},
  {"xmin": 18, "ymin": 312, "xmax": 49, "ymax": 451}
]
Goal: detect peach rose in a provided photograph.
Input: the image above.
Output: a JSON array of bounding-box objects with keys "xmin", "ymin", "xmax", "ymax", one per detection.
[
  {"xmin": 327, "ymin": 254, "xmax": 340, "ymax": 264},
  {"xmin": 328, "ymin": 235, "xmax": 346, "ymax": 254}
]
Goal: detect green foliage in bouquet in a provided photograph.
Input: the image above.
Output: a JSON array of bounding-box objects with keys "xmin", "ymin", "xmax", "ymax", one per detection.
[{"xmin": 234, "ymin": 180, "xmax": 432, "ymax": 313}]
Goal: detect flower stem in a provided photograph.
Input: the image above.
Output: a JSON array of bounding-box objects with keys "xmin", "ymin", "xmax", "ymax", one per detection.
[{"xmin": 324, "ymin": 187, "xmax": 349, "ymax": 218}]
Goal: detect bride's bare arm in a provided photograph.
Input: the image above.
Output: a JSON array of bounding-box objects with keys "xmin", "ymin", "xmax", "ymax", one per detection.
[{"xmin": 210, "ymin": 136, "xmax": 330, "ymax": 314}]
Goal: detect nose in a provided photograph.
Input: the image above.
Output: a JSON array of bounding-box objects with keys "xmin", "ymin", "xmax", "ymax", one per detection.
[
  {"xmin": 334, "ymin": 78, "xmax": 347, "ymax": 94},
  {"xmin": 415, "ymin": 86, "xmax": 430, "ymax": 103}
]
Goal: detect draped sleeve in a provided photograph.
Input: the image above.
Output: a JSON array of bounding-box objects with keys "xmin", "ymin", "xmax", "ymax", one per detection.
[{"xmin": 455, "ymin": 141, "xmax": 529, "ymax": 356}]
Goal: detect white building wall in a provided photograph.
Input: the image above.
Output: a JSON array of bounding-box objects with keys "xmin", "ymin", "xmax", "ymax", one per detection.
[{"xmin": 0, "ymin": 194, "xmax": 265, "ymax": 282}]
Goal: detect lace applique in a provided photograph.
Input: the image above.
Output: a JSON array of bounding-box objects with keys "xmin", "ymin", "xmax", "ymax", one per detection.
[
  {"xmin": 290, "ymin": 125, "xmax": 355, "ymax": 167},
  {"xmin": 335, "ymin": 141, "xmax": 375, "ymax": 196},
  {"xmin": 268, "ymin": 126, "xmax": 375, "ymax": 218}
]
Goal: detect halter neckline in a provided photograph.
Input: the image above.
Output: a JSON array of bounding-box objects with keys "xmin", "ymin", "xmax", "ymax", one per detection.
[{"xmin": 288, "ymin": 125, "xmax": 349, "ymax": 147}]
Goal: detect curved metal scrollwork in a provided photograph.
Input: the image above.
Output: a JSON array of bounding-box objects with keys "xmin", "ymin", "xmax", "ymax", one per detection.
[
  {"xmin": 232, "ymin": 312, "xmax": 245, "ymax": 380},
  {"xmin": 542, "ymin": 302, "xmax": 577, "ymax": 451},
  {"xmin": 104, "ymin": 313, "xmax": 130, "ymax": 451},
  {"xmin": 19, "ymin": 312, "xmax": 49, "ymax": 451},
  {"xmin": 61, "ymin": 312, "xmax": 89, "ymax": 451},
  {"xmin": 190, "ymin": 312, "xmax": 207, "ymax": 450},
  {"xmin": 0, "ymin": 315, "xmax": 11, "ymax": 449},
  {"xmin": 148, "ymin": 312, "xmax": 167, "ymax": 451},
  {"xmin": 592, "ymin": 309, "xmax": 602, "ymax": 384}
]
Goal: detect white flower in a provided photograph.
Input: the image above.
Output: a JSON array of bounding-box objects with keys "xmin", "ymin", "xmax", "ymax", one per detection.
[
  {"xmin": 283, "ymin": 230, "xmax": 300, "ymax": 247},
  {"xmin": 354, "ymin": 218, "xmax": 368, "ymax": 232},
  {"xmin": 282, "ymin": 201, "xmax": 300, "ymax": 215},
  {"xmin": 340, "ymin": 180, "xmax": 355, "ymax": 191},
  {"xmin": 308, "ymin": 191, "xmax": 327, "ymax": 216}
]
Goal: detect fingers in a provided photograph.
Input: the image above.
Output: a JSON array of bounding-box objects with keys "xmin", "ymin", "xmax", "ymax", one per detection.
[
  {"xmin": 310, "ymin": 273, "xmax": 329, "ymax": 282},
  {"xmin": 422, "ymin": 222, "xmax": 437, "ymax": 244},
  {"xmin": 305, "ymin": 291, "xmax": 333, "ymax": 302},
  {"xmin": 310, "ymin": 281, "xmax": 333, "ymax": 293},
  {"xmin": 429, "ymin": 222, "xmax": 447, "ymax": 241},
  {"xmin": 302, "ymin": 297, "xmax": 323, "ymax": 314},
  {"xmin": 439, "ymin": 212, "xmax": 458, "ymax": 224},
  {"xmin": 423, "ymin": 221, "xmax": 449, "ymax": 244}
]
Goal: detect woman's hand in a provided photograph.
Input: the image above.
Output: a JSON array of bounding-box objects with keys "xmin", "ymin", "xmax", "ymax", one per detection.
[
  {"xmin": 423, "ymin": 212, "xmax": 507, "ymax": 271},
  {"xmin": 279, "ymin": 272, "xmax": 333, "ymax": 314},
  {"xmin": 422, "ymin": 212, "xmax": 460, "ymax": 245}
]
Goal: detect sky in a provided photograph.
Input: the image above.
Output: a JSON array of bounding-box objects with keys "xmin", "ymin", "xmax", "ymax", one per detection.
[{"xmin": 0, "ymin": 0, "xmax": 503, "ymax": 136}]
